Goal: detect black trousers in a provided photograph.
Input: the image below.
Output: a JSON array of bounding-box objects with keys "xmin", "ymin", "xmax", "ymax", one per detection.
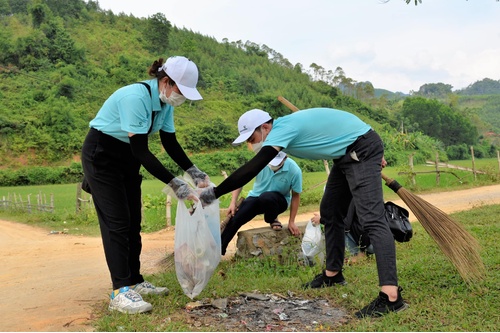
[
  {"xmin": 81, "ymin": 128, "xmax": 144, "ymax": 290},
  {"xmin": 220, "ymin": 191, "xmax": 287, "ymax": 255},
  {"xmin": 320, "ymin": 129, "xmax": 398, "ymax": 286}
]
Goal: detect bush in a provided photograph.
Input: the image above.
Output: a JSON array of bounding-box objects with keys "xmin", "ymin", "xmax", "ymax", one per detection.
[{"xmin": 0, "ymin": 162, "xmax": 83, "ymax": 186}]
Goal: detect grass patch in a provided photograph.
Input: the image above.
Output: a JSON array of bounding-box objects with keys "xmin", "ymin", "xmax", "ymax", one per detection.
[{"xmin": 89, "ymin": 204, "xmax": 500, "ymax": 331}]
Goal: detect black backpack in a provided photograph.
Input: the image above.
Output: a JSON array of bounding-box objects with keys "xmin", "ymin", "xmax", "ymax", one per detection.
[{"xmin": 344, "ymin": 200, "xmax": 413, "ymax": 250}]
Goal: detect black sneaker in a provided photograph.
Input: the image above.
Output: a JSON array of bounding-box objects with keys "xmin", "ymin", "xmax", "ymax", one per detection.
[
  {"xmin": 355, "ymin": 286, "xmax": 409, "ymax": 318},
  {"xmin": 302, "ymin": 270, "xmax": 347, "ymax": 289}
]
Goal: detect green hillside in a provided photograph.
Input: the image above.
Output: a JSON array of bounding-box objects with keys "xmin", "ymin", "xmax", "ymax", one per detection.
[{"xmin": 0, "ymin": 0, "xmax": 498, "ymax": 184}]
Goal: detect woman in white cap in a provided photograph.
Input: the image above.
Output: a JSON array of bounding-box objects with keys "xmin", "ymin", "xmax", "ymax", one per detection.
[
  {"xmin": 221, "ymin": 151, "xmax": 302, "ymax": 256},
  {"xmin": 81, "ymin": 56, "xmax": 208, "ymax": 314}
]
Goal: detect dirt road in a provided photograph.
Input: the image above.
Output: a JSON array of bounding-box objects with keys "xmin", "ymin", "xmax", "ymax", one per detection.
[{"xmin": 1, "ymin": 184, "xmax": 500, "ymax": 332}]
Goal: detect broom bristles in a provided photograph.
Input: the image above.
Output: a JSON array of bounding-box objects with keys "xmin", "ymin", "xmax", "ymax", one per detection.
[
  {"xmin": 395, "ymin": 186, "xmax": 486, "ymax": 284},
  {"xmin": 162, "ymin": 251, "xmax": 175, "ymax": 271}
]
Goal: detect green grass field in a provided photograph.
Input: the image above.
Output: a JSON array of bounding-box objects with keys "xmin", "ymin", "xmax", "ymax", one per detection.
[
  {"xmin": 89, "ymin": 204, "xmax": 500, "ymax": 331},
  {"xmin": 1, "ymin": 159, "xmax": 499, "ymax": 236}
]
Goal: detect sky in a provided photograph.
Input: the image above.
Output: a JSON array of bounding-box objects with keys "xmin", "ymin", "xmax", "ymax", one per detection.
[{"xmin": 95, "ymin": 0, "xmax": 500, "ymax": 94}]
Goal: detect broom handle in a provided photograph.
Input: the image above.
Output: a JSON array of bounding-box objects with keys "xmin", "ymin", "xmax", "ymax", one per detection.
[
  {"xmin": 381, "ymin": 172, "xmax": 392, "ymax": 183},
  {"xmin": 278, "ymin": 96, "xmax": 299, "ymax": 112},
  {"xmin": 220, "ymin": 197, "xmax": 244, "ymax": 232}
]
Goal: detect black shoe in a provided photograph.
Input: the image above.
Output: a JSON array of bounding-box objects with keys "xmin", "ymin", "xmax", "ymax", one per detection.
[
  {"xmin": 303, "ymin": 270, "xmax": 347, "ymax": 289},
  {"xmin": 355, "ymin": 286, "xmax": 409, "ymax": 318}
]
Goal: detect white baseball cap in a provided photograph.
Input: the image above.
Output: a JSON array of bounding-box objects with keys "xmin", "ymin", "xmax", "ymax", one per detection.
[
  {"xmin": 161, "ymin": 56, "xmax": 202, "ymax": 101},
  {"xmin": 232, "ymin": 109, "xmax": 272, "ymax": 145},
  {"xmin": 269, "ymin": 151, "xmax": 287, "ymax": 166}
]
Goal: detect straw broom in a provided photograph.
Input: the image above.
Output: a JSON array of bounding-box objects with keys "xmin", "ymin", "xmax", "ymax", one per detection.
[
  {"xmin": 382, "ymin": 173, "xmax": 485, "ymax": 284},
  {"xmin": 278, "ymin": 95, "xmax": 486, "ymax": 284}
]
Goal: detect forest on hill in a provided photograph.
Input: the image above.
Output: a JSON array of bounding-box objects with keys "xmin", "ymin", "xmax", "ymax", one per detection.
[{"xmin": 0, "ymin": 0, "xmax": 498, "ymax": 185}]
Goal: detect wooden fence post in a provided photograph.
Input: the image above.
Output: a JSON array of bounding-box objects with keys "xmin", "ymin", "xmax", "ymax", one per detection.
[
  {"xmin": 435, "ymin": 152, "xmax": 440, "ymax": 185},
  {"xmin": 470, "ymin": 146, "xmax": 476, "ymax": 181},
  {"xmin": 27, "ymin": 194, "xmax": 31, "ymax": 213},
  {"xmin": 323, "ymin": 160, "xmax": 330, "ymax": 175},
  {"xmin": 497, "ymin": 150, "xmax": 500, "ymax": 175},
  {"xmin": 76, "ymin": 183, "xmax": 82, "ymax": 212},
  {"xmin": 166, "ymin": 195, "xmax": 172, "ymax": 227},
  {"xmin": 409, "ymin": 153, "xmax": 416, "ymax": 185}
]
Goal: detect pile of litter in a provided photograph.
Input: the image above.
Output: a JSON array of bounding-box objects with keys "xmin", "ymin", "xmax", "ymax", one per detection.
[{"xmin": 184, "ymin": 292, "xmax": 348, "ymax": 331}]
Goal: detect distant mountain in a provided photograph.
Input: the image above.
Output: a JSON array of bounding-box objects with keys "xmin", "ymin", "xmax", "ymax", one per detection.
[
  {"xmin": 373, "ymin": 88, "xmax": 408, "ymax": 99},
  {"xmin": 455, "ymin": 78, "xmax": 500, "ymax": 95}
]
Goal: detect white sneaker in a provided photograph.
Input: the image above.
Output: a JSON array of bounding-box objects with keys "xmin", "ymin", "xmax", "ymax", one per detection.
[
  {"xmin": 108, "ymin": 287, "xmax": 153, "ymax": 314},
  {"xmin": 133, "ymin": 281, "xmax": 169, "ymax": 295}
]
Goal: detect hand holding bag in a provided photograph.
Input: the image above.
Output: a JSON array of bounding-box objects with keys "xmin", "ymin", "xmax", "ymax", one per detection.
[{"xmin": 174, "ymin": 199, "xmax": 221, "ymax": 299}]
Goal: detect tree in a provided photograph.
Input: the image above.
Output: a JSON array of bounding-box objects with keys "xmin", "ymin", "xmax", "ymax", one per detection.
[
  {"xmin": 29, "ymin": 1, "xmax": 50, "ymax": 29},
  {"xmin": 414, "ymin": 83, "xmax": 453, "ymax": 98},
  {"xmin": 144, "ymin": 13, "xmax": 171, "ymax": 54},
  {"xmin": 0, "ymin": 0, "xmax": 11, "ymax": 15},
  {"xmin": 402, "ymin": 97, "xmax": 477, "ymax": 146},
  {"xmin": 41, "ymin": 18, "xmax": 84, "ymax": 65},
  {"xmin": 7, "ymin": 0, "xmax": 29, "ymax": 14},
  {"xmin": 383, "ymin": 0, "xmax": 498, "ymax": 5}
]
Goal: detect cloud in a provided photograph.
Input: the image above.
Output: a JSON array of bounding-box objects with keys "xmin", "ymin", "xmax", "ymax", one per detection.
[{"xmin": 96, "ymin": 0, "xmax": 500, "ymax": 93}]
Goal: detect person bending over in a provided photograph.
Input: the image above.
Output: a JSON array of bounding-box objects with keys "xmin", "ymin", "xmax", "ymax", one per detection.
[
  {"xmin": 199, "ymin": 108, "xmax": 408, "ymax": 318},
  {"xmin": 81, "ymin": 56, "xmax": 208, "ymax": 314}
]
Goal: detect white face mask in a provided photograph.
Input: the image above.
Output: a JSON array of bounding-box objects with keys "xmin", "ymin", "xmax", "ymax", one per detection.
[
  {"xmin": 160, "ymin": 88, "xmax": 186, "ymax": 107},
  {"xmin": 251, "ymin": 141, "xmax": 263, "ymax": 153},
  {"xmin": 250, "ymin": 129, "xmax": 266, "ymax": 153},
  {"xmin": 159, "ymin": 89, "xmax": 168, "ymax": 104}
]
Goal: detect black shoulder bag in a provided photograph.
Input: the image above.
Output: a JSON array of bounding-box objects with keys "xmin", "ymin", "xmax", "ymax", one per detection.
[{"xmin": 384, "ymin": 201, "xmax": 413, "ymax": 242}]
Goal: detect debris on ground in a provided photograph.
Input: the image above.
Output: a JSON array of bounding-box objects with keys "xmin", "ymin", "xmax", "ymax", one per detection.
[
  {"xmin": 48, "ymin": 229, "xmax": 68, "ymax": 235},
  {"xmin": 184, "ymin": 292, "xmax": 349, "ymax": 331}
]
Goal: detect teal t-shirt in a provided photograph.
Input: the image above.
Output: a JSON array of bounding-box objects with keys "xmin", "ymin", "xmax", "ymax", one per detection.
[
  {"xmin": 89, "ymin": 79, "xmax": 175, "ymax": 143},
  {"xmin": 263, "ymin": 108, "xmax": 371, "ymax": 160},
  {"xmin": 248, "ymin": 157, "xmax": 302, "ymax": 206}
]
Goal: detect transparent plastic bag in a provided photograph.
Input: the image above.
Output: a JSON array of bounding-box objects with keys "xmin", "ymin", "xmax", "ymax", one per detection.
[
  {"xmin": 174, "ymin": 199, "xmax": 221, "ymax": 299},
  {"xmin": 301, "ymin": 220, "xmax": 324, "ymax": 257}
]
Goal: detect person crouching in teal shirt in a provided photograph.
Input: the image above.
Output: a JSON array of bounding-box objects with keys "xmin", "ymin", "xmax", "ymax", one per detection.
[{"xmin": 221, "ymin": 151, "xmax": 302, "ymax": 255}]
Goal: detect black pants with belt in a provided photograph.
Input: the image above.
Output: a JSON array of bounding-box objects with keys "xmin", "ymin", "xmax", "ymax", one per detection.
[
  {"xmin": 81, "ymin": 128, "xmax": 145, "ymax": 290},
  {"xmin": 320, "ymin": 129, "xmax": 398, "ymax": 286}
]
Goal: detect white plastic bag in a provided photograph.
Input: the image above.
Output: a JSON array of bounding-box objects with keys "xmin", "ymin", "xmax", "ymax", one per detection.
[
  {"xmin": 301, "ymin": 220, "xmax": 324, "ymax": 257},
  {"xmin": 174, "ymin": 199, "xmax": 221, "ymax": 299}
]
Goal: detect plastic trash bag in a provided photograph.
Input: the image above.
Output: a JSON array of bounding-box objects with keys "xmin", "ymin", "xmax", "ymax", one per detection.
[
  {"xmin": 174, "ymin": 199, "xmax": 221, "ymax": 299},
  {"xmin": 301, "ymin": 220, "xmax": 324, "ymax": 257}
]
